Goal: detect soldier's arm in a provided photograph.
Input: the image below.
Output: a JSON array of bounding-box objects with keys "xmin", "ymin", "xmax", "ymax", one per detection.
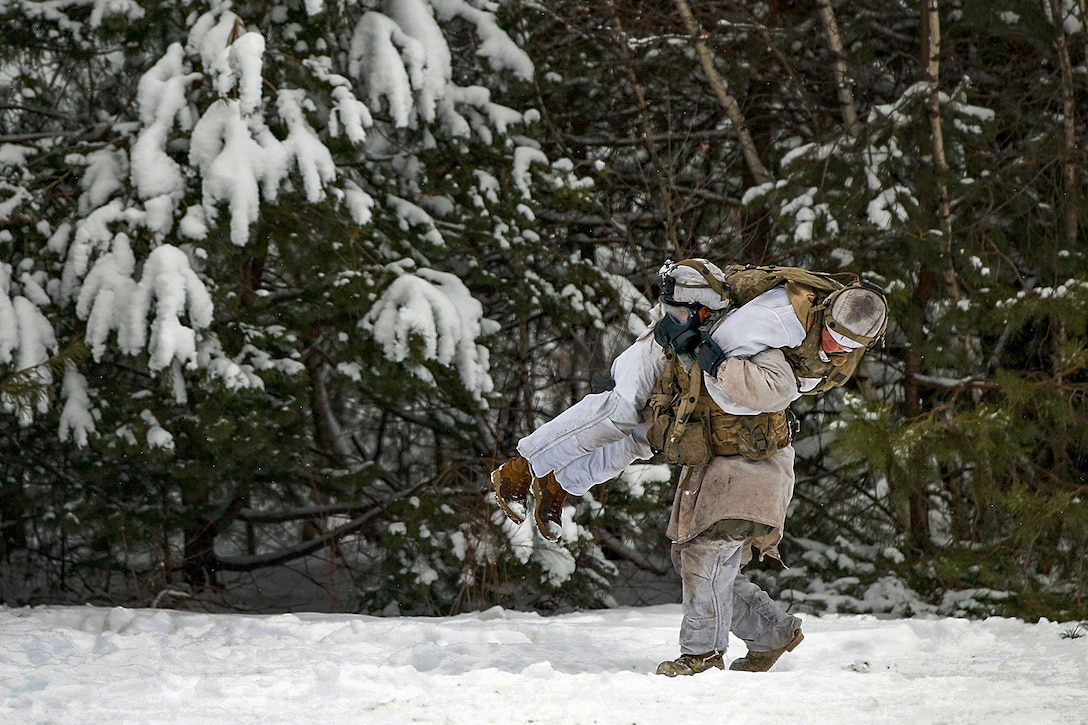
[{"xmin": 713, "ymin": 348, "xmax": 799, "ymax": 413}]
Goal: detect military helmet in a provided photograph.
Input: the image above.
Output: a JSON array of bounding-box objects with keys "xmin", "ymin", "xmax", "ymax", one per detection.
[
  {"xmin": 658, "ymin": 258, "xmax": 730, "ymax": 311},
  {"xmin": 823, "ymin": 283, "xmax": 888, "ymax": 349}
]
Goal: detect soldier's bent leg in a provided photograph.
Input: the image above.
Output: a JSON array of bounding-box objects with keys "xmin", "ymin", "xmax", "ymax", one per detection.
[{"xmin": 730, "ymin": 570, "xmax": 803, "ymax": 669}]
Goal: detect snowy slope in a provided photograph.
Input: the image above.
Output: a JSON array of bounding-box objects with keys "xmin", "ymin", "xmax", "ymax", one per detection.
[{"xmin": 1, "ymin": 605, "xmax": 1086, "ymax": 724}]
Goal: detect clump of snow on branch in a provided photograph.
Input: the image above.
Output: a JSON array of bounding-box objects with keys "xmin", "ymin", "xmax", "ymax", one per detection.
[
  {"xmin": 141, "ymin": 409, "xmax": 175, "ymax": 451},
  {"xmin": 384, "ymin": 0, "xmax": 450, "ymax": 124},
  {"xmin": 513, "ymin": 147, "xmax": 549, "ymax": 198},
  {"xmin": 130, "ymin": 43, "xmax": 197, "ymax": 232},
  {"xmin": 60, "ymin": 200, "xmax": 139, "ymax": 303},
  {"xmin": 867, "ymin": 186, "xmax": 914, "ymax": 230},
  {"xmin": 430, "ymin": 0, "xmax": 533, "ymax": 80},
  {"xmin": 188, "ymin": 98, "xmax": 286, "ymax": 245},
  {"xmin": 76, "ymin": 238, "xmax": 213, "ymax": 378},
  {"xmin": 77, "ymin": 233, "xmax": 139, "ymax": 361},
  {"xmin": 0, "ymin": 264, "xmax": 20, "ymax": 365},
  {"xmin": 277, "ymin": 90, "xmax": 337, "ymax": 202},
  {"xmin": 77, "ymin": 148, "xmax": 127, "ymax": 215},
  {"xmin": 185, "ymin": 12, "xmax": 292, "ymax": 246},
  {"xmin": 388, "ymin": 195, "xmax": 445, "ymax": 246},
  {"xmin": 779, "ymin": 186, "xmax": 838, "ymax": 243},
  {"xmin": 350, "ymin": 11, "xmax": 423, "ymax": 128},
  {"xmin": 304, "ymin": 57, "xmax": 373, "ymax": 143},
  {"xmin": 0, "ymin": 263, "xmax": 59, "ymax": 424},
  {"xmin": 348, "ymin": 0, "xmax": 535, "ymax": 141},
  {"xmin": 131, "ymin": 246, "xmax": 214, "ymax": 372},
  {"xmin": 58, "ymin": 368, "xmax": 96, "ymax": 446},
  {"xmin": 361, "ymin": 265, "xmax": 498, "ymax": 403},
  {"xmin": 88, "ymin": 0, "xmax": 144, "ymax": 28},
  {"xmin": 197, "ymin": 325, "xmax": 306, "ymax": 393}
]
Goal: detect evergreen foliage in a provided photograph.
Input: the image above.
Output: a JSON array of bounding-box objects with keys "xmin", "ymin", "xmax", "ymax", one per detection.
[{"xmin": 1, "ymin": 0, "xmax": 1086, "ymax": 620}]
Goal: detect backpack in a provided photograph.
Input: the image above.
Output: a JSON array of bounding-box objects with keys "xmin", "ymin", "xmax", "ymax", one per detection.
[{"xmin": 719, "ymin": 264, "xmax": 887, "ymax": 394}]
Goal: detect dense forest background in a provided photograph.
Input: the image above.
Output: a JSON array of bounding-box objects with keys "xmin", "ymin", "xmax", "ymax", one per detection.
[{"xmin": 1, "ymin": 0, "xmax": 1086, "ymax": 621}]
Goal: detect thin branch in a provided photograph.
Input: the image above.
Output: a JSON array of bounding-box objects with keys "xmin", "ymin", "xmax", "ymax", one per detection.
[
  {"xmin": 216, "ymin": 479, "xmax": 430, "ymax": 572},
  {"xmin": 604, "ymin": 0, "xmax": 682, "ymax": 253},
  {"xmin": 673, "ymin": 0, "xmax": 773, "ymax": 185}
]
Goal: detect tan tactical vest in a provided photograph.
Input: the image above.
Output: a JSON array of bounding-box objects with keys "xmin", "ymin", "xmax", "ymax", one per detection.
[
  {"xmin": 645, "ymin": 263, "xmax": 885, "ymax": 464},
  {"xmin": 646, "ymin": 350, "xmax": 793, "ymax": 466}
]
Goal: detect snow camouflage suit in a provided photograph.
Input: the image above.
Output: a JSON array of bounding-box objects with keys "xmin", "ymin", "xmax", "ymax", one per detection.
[
  {"xmin": 644, "ymin": 262, "xmax": 888, "ymax": 468},
  {"xmin": 719, "ymin": 264, "xmax": 888, "ymax": 394}
]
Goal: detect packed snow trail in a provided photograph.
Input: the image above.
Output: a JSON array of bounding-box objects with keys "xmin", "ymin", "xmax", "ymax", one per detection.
[{"xmin": 1, "ymin": 604, "xmax": 1085, "ymax": 724}]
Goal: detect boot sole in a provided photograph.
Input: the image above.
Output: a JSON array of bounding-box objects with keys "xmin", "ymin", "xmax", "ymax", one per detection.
[
  {"xmin": 491, "ymin": 469, "xmax": 527, "ymax": 525},
  {"xmin": 530, "ymin": 478, "xmax": 562, "ymax": 542}
]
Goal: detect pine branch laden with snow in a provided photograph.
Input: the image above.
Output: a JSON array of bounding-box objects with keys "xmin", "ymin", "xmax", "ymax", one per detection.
[
  {"xmin": 748, "ymin": 79, "xmax": 998, "ymax": 255},
  {"xmin": 0, "ymin": 263, "xmax": 59, "ymax": 425},
  {"xmin": 361, "ymin": 265, "xmax": 498, "ymax": 404},
  {"xmin": 8, "ymin": 0, "xmax": 543, "ymax": 436},
  {"xmin": 1, "ymin": 0, "xmax": 603, "ymax": 608}
]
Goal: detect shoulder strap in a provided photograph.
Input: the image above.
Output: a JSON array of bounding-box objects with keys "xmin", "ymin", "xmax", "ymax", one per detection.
[{"xmin": 674, "ymin": 259, "xmax": 728, "ymax": 298}]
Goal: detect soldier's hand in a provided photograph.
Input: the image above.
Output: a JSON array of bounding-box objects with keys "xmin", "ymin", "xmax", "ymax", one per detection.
[
  {"xmin": 653, "ymin": 315, "xmax": 702, "ymax": 354},
  {"xmin": 695, "ymin": 334, "xmax": 728, "ymax": 376}
]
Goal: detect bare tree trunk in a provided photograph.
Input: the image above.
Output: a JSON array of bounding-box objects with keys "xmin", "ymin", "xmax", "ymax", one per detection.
[
  {"xmin": 815, "ymin": 0, "xmax": 860, "ymax": 136},
  {"xmin": 920, "ymin": 0, "xmax": 959, "ymax": 304},
  {"xmin": 605, "ymin": 0, "xmax": 682, "ymax": 253},
  {"xmin": 673, "ymin": 0, "xmax": 773, "ymax": 186},
  {"xmin": 902, "ymin": 266, "xmax": 934, "ymax": 552},
  {"xmin": 904, "ymin": 0, "xmax": 959, "ymax": 552},
  {"xmin": 1048, "ymin": 0, "xmax": 1079, "ymax": 252},
  {"xmin": 1047, "ymin": 0, "xmax": 1080, "ymax": 384}
]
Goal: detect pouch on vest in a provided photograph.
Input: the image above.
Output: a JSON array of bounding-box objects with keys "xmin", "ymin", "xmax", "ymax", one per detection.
[
  {"xmin": 647, "ymin": 362, "xmax": 715, "ymax": 466},
  {"xmin": 647, "ymin": 407, "xmax": 714, "ymax": 466},
  {"xmin": 736, "ymin": 414, "xmax": 779, "ymax": 460},
  {"xmin": 665, "ymin": 412, "xmax": 713, "ymax": 466}
]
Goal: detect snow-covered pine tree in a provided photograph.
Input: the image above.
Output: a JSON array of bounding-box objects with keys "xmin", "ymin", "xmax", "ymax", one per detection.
[{"xmin": 0, "ymin": 0, "xmax": 630, "ymax": 612}]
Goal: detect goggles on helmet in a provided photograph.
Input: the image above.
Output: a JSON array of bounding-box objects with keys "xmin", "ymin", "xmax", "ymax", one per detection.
[{"xmin": 661, "ymin": 299, "xmax": 703, "ymax": 325}]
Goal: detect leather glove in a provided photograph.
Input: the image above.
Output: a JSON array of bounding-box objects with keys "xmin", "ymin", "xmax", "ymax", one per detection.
[
  {"xmin": 653, "ymin": 314, "xmax": 702, "ymax": 355},
  {"xmin": 695, "ymin": 333, "xmax": 728, "ymax": 377}
]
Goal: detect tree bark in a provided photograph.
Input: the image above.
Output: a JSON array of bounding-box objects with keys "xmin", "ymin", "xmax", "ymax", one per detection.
[
  {"xmin": 1047, "ymin": 0, "xmax": 1079, "ymax": 252},
  {"xmin": 920, "ymin": 0, "xmax": 959, "ymax": 304},
  {"xmin": 815, "ymin": 0, "xmax": 860, "ymax": 136},
  {"xmin": 673, "ymin": 0, "xmax": 773, "ymax": 186}
]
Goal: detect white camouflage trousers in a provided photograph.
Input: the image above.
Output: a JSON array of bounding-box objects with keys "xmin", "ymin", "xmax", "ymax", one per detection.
[{"xmin": 675, "ymin": 534, "xmax": 802, "ymax": 656}]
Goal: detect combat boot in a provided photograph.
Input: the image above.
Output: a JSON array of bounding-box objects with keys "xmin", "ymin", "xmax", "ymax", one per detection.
[
  {"xmin": 491, "ymin": 457, "xmax": 532, "ymax": 525},
  {"xmin": 729, "ymin": 629, "xmax": 804, "ymax": 672},
  {"xmin": 531, "ymin": 472, "xmax": 566, "ymax": 541},
  {"xmin": 655, "ymin": 652, "xmax": 724, "ymax": 677}
]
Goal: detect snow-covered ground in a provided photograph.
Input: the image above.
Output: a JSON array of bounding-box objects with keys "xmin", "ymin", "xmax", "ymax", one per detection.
[{"xmin": 2, "ymin": 605, "xmax": 1086, "ymax": 724}]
